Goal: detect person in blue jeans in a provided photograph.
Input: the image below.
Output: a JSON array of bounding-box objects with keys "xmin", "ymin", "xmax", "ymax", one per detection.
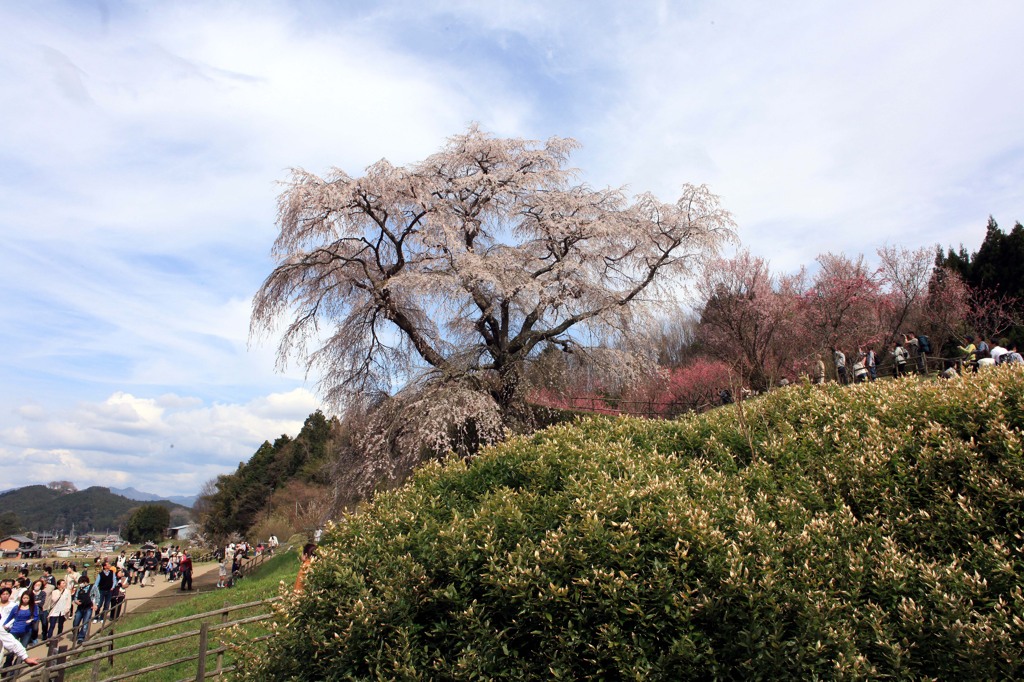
[
  {"xmin": 92, "ymin": 561, "xmax": 116, "ymax": 623},
  {"xmin": 3, "ymin": 590, "xmax": 38, "ymax": 668},
  {"xmin": 72, "ymin": 576, "xmax": 94, "ymax": 645}
]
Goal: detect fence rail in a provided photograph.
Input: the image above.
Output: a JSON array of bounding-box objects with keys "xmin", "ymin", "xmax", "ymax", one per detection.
[{"xmin": 7, "ymin": 597, "xmax": 279, "ymax": 681}]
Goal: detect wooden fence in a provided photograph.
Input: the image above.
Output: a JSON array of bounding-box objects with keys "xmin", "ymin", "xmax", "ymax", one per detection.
[{"xmin": 7, "ymin": 597, "xmax": 278, "ymax": 681}]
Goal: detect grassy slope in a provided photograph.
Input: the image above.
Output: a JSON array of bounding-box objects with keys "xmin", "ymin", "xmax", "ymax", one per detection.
[{"xmin": 65, "ymin": 550, "xmax": 300, "ymax": 682}]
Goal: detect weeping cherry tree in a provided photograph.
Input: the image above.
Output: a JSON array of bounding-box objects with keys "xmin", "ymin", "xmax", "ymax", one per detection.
[{"xmin": 251, "ymin": 127, "xmax": 734, "ymax": 458}]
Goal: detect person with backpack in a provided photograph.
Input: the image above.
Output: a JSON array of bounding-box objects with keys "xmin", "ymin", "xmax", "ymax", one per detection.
[
  {"xmin": 916, "ymin": 333, "xmax": 932, "ymax": 373},
  {"xmin": 71, "ymin": 576, "xmax": 94, "ymax": 645},
  {"xmin": 1003, "ymin": 345, "xmax": 1023, "ymax": 364}
]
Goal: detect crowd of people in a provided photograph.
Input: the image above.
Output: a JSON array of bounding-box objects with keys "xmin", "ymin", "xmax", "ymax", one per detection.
[
  {"xmin": 0, "ymin": 545, "xmax": 198, "ymax": 668},
  {"xmin": 823, "ymin": 332, "xmax": 1023, "ymax": 385},
  {"xmin": 214, "ymin": 536, "xmax": 278, "ymax": 588}
]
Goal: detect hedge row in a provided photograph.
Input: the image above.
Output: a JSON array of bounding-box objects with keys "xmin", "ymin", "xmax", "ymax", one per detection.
[{"xmin": 237, "ymin": 368, "xmax": 1024, "ymax": 680}]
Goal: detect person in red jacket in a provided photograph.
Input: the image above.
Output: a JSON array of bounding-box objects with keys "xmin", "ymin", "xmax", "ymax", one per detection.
[{"xmin": 179, "ymin": 553, "xmax": 194, "ymax": 591}]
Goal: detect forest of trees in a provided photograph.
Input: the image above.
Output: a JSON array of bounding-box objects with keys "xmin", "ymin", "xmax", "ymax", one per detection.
[{"xmin": 194, "ymin": 411, "xmax": 338, "ymax": 541}]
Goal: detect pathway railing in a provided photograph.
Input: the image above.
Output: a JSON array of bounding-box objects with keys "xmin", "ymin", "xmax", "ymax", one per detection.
[{"xmin": 9, "ymin": 598, "xmax": 278, "ymax": 681}]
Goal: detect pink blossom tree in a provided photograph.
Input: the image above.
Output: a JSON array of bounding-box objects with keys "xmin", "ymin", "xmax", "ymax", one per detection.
[
  {"xmin": 802, "ymin": 253, "xmax": 883, "ymax": 355},
  {"xmin": 695, "ymin": 250, "xmax": 807, "ymax": 390}
]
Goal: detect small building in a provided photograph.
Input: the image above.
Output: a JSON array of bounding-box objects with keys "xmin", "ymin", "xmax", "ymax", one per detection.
[
  {"xmin": 167, "ymin": 524, "xmax": 197, "ymax": 541},
  {"xmin": 0, "ymin": 535, "xmax": 41, "ymax": 558}
]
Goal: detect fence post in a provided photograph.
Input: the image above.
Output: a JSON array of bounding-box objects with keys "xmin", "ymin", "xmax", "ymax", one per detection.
[
  {"xmin": 195, "ymin": 621, "xmax": 209, "ymax": 682},
  {"xmin": 107, "ymin": 627, "xmax": 115, "ymax": 667},
  {"xmin": 217, "ymin": 604, "xmax": 228, "ymax": 675},
  {"xmin": 44, "ymin": 639, "xmax": 58, "ymax": 682}
]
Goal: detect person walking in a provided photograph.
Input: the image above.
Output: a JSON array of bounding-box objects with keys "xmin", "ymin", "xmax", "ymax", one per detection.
[
  {"xmin": 92, "ymin": 561, "xmax": 115, "ymax": 623},
  {"xmin": 3, "ymin": 591, "xmax": 38, "ymax": 668},
  {"xmin": 71, "ymin": 576, "xmax": 94, "ymax": 645},
  {"xmin": 142, "ymin": 551, "xmax": 159, "ymax": 587},
  {"xmin": 109, "ymin": 570, "xmax": 127, "ymax": 620},
  {"xmin": 179, "ymin": 553, "xmax": 193, "ymax": 591},
  {"xmin": 45, "ymin": 579, "xmax": 72, "ymax": 639}
]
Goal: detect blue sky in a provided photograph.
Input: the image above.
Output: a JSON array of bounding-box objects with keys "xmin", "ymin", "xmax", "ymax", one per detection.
[{"xmin": 1, "ymin": 0, "xmax": 1022, "ymax": 496}]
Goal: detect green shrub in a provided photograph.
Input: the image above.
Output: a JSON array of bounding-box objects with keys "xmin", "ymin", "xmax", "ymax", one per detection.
[{"xmin": 236, "ymin": 369, "xmax": 1024, "ymax": 680}]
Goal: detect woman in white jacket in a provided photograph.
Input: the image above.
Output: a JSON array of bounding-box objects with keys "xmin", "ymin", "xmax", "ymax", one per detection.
[{"xmin": 44, "ymin": 579, "xmax": 72, "ymax": 639}]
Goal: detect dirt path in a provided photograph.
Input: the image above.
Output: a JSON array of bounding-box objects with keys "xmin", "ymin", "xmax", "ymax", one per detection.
[{"xmin": 27, "ymin": 561, "xmax": 223, "ymax": 655}]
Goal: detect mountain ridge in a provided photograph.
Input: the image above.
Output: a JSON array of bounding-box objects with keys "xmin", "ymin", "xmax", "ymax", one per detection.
[{"xmin": 0, "ymin": 485, "xmax": 191, "ymax": 534}]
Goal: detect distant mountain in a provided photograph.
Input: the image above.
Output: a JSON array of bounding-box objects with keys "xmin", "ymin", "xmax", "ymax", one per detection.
[
  {"xmin": 0, "ymin": 485, "xmax": 191, "ymax": 534},
  {"xmin": 109, "ymin": 487, "xmax": 196, "ymax": 508}
]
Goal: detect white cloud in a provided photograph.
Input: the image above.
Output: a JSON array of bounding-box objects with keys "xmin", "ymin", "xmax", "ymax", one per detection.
[{"xmin": 0, "ymin": 388, "xmax": 321, "ymax": 496}]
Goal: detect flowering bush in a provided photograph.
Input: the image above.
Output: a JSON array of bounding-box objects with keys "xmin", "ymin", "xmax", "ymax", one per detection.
[
  {"xmin": 531, "ymin": 358, "xmax": 733, "ymax": 418},
  {"xmin": 237, "ymin": 367, "xmax": 1024, "ymax": 680}
]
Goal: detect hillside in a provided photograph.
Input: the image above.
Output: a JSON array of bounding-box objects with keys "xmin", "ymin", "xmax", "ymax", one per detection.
[
  {"xmin": 0, "ymin": 485, "xmax": 191, "ymax": 534},
  {"xmin": 110, "ymin": 487, "xmax": 197, "ymax": 508},
  {"xmin": 240, "ymin": 368, "xmax": 1024, "ymax": 680}
]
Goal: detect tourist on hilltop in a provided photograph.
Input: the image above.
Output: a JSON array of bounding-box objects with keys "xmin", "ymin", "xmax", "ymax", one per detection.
[
  {"xmin": 45, "ymin": 578, "xmax": 72, "ymax": 639},
  {"xmin": 71, "ymin": 576, "xmax": 93, "ymax": 645},
  {"xmin": 814, "ymin": 356, "xmax": 826, "ymax": 385},
  {"xmin": 990, "ymin": 338, "xmax": 1008, "ymax": 364},
  {"xmin": 915, "ymin": 332, "xmax": 932, "ymax": 373},
  {"xmin": 864, "ymin": 346, "xmax": 877, "ymax": 381},
  {"xmin": 891, "ymin": 341, "xmax": 908, "ymax": 378},
  {"xmin": 852, "ymin": 350, "xmax": 868, "ymax": 383},
  {"xmin": 903, "ymin": 333, "xmax": 920, "ymax": 373},
  {"xmin": 1003, "ymin": 345, "xmax": 1023, "ymax": 364},
  {"xmin": 3, "ymin": 590, "xmax": 39, "ymax": 667},
  {"xmin": 976, "ymin": 336, "xmax": 990, "ymax": 361},
  {"xmin": 832, "ymin": 347, "xmax": 847, "ymax": 384},
  {"xmin": 959, "ymin": 335, "xmax": 978, "ymax": 372}
]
